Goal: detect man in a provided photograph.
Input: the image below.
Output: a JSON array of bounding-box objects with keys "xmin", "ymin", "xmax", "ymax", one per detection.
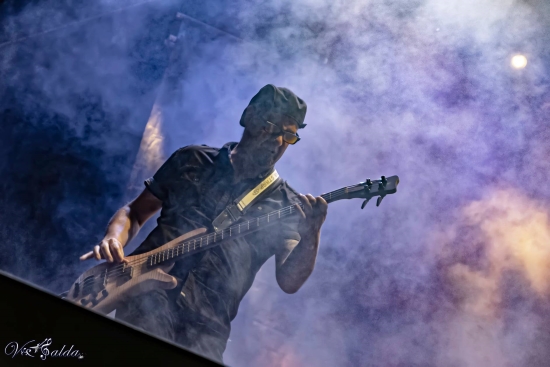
[{"xmin": 79, "ymin": 84, "xmax": 328, "ymax": 364}]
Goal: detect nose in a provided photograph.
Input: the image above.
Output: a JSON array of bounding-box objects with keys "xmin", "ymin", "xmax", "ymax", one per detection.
[{"xmin": 274, "ymin": 134, "xmax": 284, "ymax": 146}]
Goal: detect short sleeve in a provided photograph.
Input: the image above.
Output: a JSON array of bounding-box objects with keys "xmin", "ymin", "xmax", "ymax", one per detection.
[
  {"xmin": 278, "ymin": 181, "xmax": 302, "ymax": 243},
  {"xmin": 144, "ymin": 146, "xmax": 192, "ymax": 201}
]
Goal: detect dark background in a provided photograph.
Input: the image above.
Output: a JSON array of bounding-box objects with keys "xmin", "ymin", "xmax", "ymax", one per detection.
[{"xmin": 0, "ymin": 0, "xmax": 176, "ymax": 292}]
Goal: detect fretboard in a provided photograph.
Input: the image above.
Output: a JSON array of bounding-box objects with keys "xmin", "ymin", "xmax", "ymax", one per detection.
[{"xmin": 145, "ymin": 186, "xmax": 350, "ymax": 267}]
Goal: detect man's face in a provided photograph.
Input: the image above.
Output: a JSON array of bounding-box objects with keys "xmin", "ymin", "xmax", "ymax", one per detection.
[{"xmin": 243, "ymin": 112, "xmax": 299, "ymax": 168}]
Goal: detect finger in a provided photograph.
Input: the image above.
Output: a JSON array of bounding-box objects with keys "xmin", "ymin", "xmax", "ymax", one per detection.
[
  {"xmin": 296, "ymin": 195, "xmax": 310, "ymax": 214},
  {"xmin": 80, "ymin": 251, "xmax": 94, "ymax": 261},
  {"xmin": 301, "ymin": 194, "xmax": 313, "ymax": 212},
  {"xmin": 305, "ymin": 194, "xmax": 317, "ymax": 205},
  {"xmin": 93, "ymin": 245, "xmax": 102, "ymax": 261},
  {"xmin": 316, "ymin": 196, "xmax": 328, "ymax": 212},
  {"xmin": 109, "ymin": 239, "xmax": 125, "ymax": 263},
  {"xmin": 303, "ymin": 194, "xmax": 316, "ymax": 216},
  {"xmin": 101, "ymin": 242, "xmax": 114, "ymax": 263},
  {"xmin": 294, "ymin": 202, "xmax": 306, "ymax": 218}
]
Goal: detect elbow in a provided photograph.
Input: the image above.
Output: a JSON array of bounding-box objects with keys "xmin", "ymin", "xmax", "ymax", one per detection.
[
  {"xmin": 284, "ymin": 286, "xmax": 301, "ymax": 295},
  {"xmin": 276, "ymin": 272, "xmax": 306, "ymax": 294},
  {"xmin": 279, "ymin": 281, "xmax": 301, "ymax": 294}
]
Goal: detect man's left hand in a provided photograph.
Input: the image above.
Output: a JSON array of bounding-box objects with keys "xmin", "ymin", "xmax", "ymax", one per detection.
[{"xmin": 295, "ymin": 194, "xmax": 328, "ymax": 239}]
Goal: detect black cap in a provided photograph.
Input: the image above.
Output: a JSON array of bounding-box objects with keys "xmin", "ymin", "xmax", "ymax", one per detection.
[{"xmin": 240, "ymin": 84, "xmax": 307, "ymax": 129}]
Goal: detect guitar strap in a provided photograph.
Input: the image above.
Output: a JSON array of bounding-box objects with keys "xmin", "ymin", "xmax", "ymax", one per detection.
[
  {"xmin": 167, "ymin": 169, "xmax": 282, "ymax": 306},
  {"xmin": 211, "ymin": 169, "xmax": 282, "ymax": 231}
]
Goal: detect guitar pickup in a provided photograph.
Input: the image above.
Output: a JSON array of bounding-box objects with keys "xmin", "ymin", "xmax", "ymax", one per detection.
[
  {"xmin": 121, "ymin": 264, "xmax": 134, "ymax": 278},
  {"xmin": 72, "ymin": 282, "xmax": 80, "ymax": 298}
]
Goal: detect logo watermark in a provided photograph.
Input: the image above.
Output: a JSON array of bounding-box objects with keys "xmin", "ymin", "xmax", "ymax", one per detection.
[{"xmin": 5, "ymin": 338, "xmax": 84, "ymax": 360}]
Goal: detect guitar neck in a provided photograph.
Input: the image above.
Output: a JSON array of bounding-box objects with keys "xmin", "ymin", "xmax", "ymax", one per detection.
[{"xmin": 145, "ymin": 187, "xmax": 349, "ymax": 267}]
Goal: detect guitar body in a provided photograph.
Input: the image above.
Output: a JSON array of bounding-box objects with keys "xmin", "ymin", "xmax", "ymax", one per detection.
[{"xmin": 64, "ymin": 228, "xmax": 207, "ymax": 314}]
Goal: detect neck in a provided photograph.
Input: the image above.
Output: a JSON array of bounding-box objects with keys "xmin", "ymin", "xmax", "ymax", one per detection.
[{"xmin": 229, "ymin": 144, "xmax": 270, "ymax": 183}]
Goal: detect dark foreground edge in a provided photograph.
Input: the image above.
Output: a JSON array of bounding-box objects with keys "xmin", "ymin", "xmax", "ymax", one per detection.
[{"xmin": 0, "ymin": 270, "xmax": 226, "ymax": 367}]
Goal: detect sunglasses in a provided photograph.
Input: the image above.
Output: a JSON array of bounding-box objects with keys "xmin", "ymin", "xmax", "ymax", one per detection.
[{"xmin": 263, "ymin": 120, "xmax": 301, "ymax": 145}]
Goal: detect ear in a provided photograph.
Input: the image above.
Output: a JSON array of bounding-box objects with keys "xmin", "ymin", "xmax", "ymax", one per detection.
[
  {"xmin": 243, "ymin": 106, "xmax": 265, "ymax": 134},
  {"xmin": 241, "ymin": 105, "xmax": 256, "ymax": 128}
]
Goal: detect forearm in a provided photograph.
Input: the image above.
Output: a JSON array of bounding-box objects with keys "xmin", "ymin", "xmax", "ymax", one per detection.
[
  {"xmin": 277, "ymin": 231, "xmax": 320, "ymax": 293},
  {"xmin": 104, "ymin": 206, "xmax": 141, "ymax": 248}
]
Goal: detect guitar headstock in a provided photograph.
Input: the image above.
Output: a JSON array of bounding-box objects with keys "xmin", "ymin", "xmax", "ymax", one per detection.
[{"xmin": 340, "ymin": 175, "xmax": 399, "ymax": 208}]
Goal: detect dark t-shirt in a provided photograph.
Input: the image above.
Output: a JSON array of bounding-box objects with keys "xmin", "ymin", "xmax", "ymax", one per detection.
[{"xmin": 129, "ymin": 142, "xmax": 302, "ymax": 339}]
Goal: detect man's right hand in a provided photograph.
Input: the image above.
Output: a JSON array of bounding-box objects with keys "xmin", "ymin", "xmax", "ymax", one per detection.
[{"xmin": 79, "ymin": 238, "xmax": 129, "ymax": 264}]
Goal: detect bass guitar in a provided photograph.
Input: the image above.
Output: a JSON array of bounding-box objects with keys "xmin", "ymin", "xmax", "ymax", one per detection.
[{"xmin": 62, "ymin": 175, "xmax": 399, "ymax": 314}]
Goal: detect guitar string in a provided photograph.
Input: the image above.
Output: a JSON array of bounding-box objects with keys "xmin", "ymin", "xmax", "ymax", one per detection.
[
  {"xmin": 78, "ymin": 183, "xmax": 382, "ymax": 290},
  {"xmin": 78, "ymin": 203, "xmax": 306, "ymax": 290},
  {"xmin": 87, "ymin": 203, "xmax": 303, "ymax": 284},
  {"xmin": 77, "ymin": 184, "xmax": 369, "ymax": 290},
  {"xmin": 103, "ymin": 187, "xmax": 344, "ymax": 270},
  {"xmin": 77, "ymin": 182, "xmax": 380, "ymax": 291}
]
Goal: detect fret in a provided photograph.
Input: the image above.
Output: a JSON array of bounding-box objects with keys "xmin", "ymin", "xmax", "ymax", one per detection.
[{"xmin": 137, "ymin": 185, "xmax": 362, "ymax": 269}]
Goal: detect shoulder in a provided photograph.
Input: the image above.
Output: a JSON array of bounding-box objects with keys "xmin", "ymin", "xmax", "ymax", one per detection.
[
  {"xmin": 173, "ymin": 144, "xmax": 220, "ymax": 156},
  {"xmin": 168, "ymin": 144, "xmax": 225, "ymax": 166}
]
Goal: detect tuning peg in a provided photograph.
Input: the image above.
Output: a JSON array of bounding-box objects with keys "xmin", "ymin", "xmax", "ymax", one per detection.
[
  {"xmin": 366, "ymin": 179, "xmax": 372, "ymax": 186},
  {"xmin": 361, "ymin": 198, "xmax": 371, "ymax": 209},
  {"xmin": 376, "ymin": 196, "xmax": 384, "ymax": 207},
  {"xmin": 381, "ymin": 176, "xmax": 387, "ymax": 186}
]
